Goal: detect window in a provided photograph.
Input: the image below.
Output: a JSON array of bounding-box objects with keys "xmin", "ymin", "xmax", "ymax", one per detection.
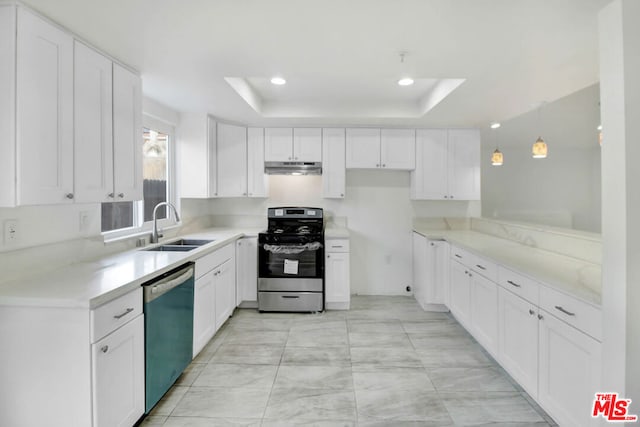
[{"xmin": 102, "ymin": 116, "xmax": 177, "ymax": 237}]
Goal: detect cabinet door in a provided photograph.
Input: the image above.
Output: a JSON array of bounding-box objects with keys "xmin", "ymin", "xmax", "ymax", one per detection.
[
  {"xmin": 217, "ymin": 123, "xmax": 247, "ymax": 197},
  {"xmin": 449, "ymin": 259, "xmax": 471, "ymax": 328},
  {"xmin": 264, "ymin": 128, "xmax": 293, "ymax": 161},
  {"xmin": 432, "ymin": 241, "xmax": 450, "ymax": 306},
  {"xmin": 538, "ymin": 310, "xmax": 602, "ymax": 427},
  {"xmin": 345, "ymin": 128, "xmax": 380, "ymax": 169},
  {"xmin": 247, "ymin": 128, "xmax": 268, "ymax": 197},
  {"xmin": 497, "ymin": 287, "xmax": 539, "ymax": 399},
  {"xmin": 236, "ymin": 237, "xmax": 258, "ymax": 305},
  {"xmin": 380, "ymin": 129, "xmax": 415, "ymax": 170},
  {"xmin": 74, "ymin": 42, "xmax": 114, "ymax": 203},
  {"xmin": 215, "ymin": 258, "xmax": 235, "ymax": 330},
  {"xmin": 470, "ymin": 273, "xmax": 499, "ymax": 357},
  {"xmin": 16, "ymin": 9, "xmax": 74, "ymax": 205},
  {"xmin": 293, "ymin": 128, "xmax": 322, "ymax": 162},
  {"xmin": 0, "ymin": 7, "xmax": 16, "ymax": 207},
  {"xmin": 92, "ymin": 315, "xmax": 144, "ymax": 427},
  {"xmin": 113, "ymin": 64, "xmax": 143, "ymax": 201},
  {"xmin": 208, "ymin": 116, "xmax": 218, "ymax": 197},
  {"xmin": 411, "ymin": 129, "xmax": 448, "ymax": 200},
  {"xmin": 325, "ymin": 252, "xmax": 350, "ymax": 305},
  {"xmin": 322, "ymin": 128, "xmax": 346, "ymax": 199},
  {"xmin": 412, "ymin": 232, "xmax": 428, "ymax": 309},
  {"xmin": 448, "ymin": 129, "xmax": 480, "ymax": 200},
  {"xmin": 193, "ymin": 272, "xmax": 216, "ymax": 357},
  {"xmin": 177, "ymin": 114, "xmax": 215, "ymax": 198}
]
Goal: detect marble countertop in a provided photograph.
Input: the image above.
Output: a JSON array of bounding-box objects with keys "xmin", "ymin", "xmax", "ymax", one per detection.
[
  {"xmin": 413, "ymin": 228, "xmax": 602, "ymax": 307},
  {"xmin": 0, "ymin": 227, "xmax": 262, "ymax": 309}
]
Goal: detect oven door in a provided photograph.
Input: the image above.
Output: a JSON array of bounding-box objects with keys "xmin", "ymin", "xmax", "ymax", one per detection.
[{"xmin": 258, "ymin": 240, "xmax": 324, "ymax": 280}]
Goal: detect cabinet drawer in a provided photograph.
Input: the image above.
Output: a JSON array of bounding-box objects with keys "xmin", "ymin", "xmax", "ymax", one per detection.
[
  {"xmin": 326, "ymin": 239, "xmax": 349, "ymax": 253},
  {"xmin": 195, "ymin": 243, "xmax": 235, "ymax": 278},
  {"xmin": 91, "ymin": 288, "xmax": 142, "ymax": 342},
  {"xmin": 498, "ymin": 266, "xmax": 540, "ymax": 305},
  {"xmin": 468, "ymin": 253, "xmax": 497, "ymax": 282},
  {"xmin": 539, "ymin": 286, "xmax": 602, "ymax": 341},
  {"xmin": 450, "ymin": 246, "xmax": 473, "ymax": 264}
]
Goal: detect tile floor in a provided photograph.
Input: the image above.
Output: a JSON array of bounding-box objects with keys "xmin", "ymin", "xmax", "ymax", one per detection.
[{"xmin": 141, "ymin": 296, "xmax": 557, "ymax": 426}]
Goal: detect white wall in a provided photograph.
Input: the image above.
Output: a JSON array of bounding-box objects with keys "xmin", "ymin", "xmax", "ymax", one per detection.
[
  {"xmin": 195, "ymin": 171, "xmax": 480, "ymax": 295},
  {"xmin": 481, "ymin": 84, "xmax": 601, "ymax": 233}
]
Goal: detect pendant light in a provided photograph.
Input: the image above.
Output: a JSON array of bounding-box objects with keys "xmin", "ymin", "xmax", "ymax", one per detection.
[
  {"xmin": 532, "ymin": 103, "xmax": 548, "ymax": 158},
  {"xmin": 397, "ymin": 52, "xmax": 414, "ymax": 86},
  {"xmin": 490, "ymin": 122, "xmax": 503, "ymax": 166}
]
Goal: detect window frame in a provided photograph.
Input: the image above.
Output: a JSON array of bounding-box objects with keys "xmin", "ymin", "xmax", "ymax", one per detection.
[{"xmin": 102, "ymin": 114, "xmax": 179, "ymax": 242}]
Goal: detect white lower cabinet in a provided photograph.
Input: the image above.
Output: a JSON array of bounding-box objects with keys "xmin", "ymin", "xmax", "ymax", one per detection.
[
  {"xmin": 236, "ymin": 237, "xmax": 258, "ymax": 307},
  {"xmin": 412, "ymin": 233, "xmax": 449, "ymax": 310},
  {"xmin": 91, "ymin": 314, "xmax": 144, "ymax": 427},
  {"xmin": 498, "ymin": 286, "xmax": 539, "ymax": 398},
  {"xmin": 214, "ymin": 258, "xmax": 235, "ymax": 330},
  {"xmin": 193, "ymin": 243, "xmax": 236, "ymax": 357},
  {"xmin": 449, "ymin": 259, "xmax": 472, "ymax": 328},
  {"xmin": 193, "ymin": 270, "xmax": 216, "ymax": 357},
  {"xmin": 469, "ymin": 273, "xmax": 498, "ymax": 357},
  {"xmin": 325, "ymin": 238, "xmax": 350, "ymax": 309},
  {"xmin": 538, "ymin": 309, "xmax": 602, "ymax": 427}
]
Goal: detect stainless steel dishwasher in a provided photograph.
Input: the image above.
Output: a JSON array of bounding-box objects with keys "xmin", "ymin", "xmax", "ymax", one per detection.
[{"xmin": 143, "ymin": 262, "xmax": 195, "ymax": 413}]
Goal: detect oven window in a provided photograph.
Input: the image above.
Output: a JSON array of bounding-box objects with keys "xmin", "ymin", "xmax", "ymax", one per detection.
[{"xmin": 259, "ymin": 243, "xmax": 323, "ymax": 278}]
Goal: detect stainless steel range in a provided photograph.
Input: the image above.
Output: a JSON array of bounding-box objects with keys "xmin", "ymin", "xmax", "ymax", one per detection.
[{"xmin": 258, "ymin": 207, "xmax": 324, "ymax": 312}]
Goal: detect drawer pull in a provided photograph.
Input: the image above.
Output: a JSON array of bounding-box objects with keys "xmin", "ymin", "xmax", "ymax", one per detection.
[
  {"xmin": 555, "ymin": 305, "xmax": 576, "ymax": 316},
  {"xmin": 331, "ymin": 245, "xmax": 344, "ymax": 248},
  {"xmin": 101, "ymin": 345, "xmax": 109, "ymax": 353},
  {"xmin": 281, "ymin": 295, "xmax": 300, "ymax": 299},
  {"xmin": 455, "ymin": 254, "xmax": 462, "ymax": 259},
  {"xmin": 529, "ymin": 309, "xmax": 535, "ymax": 315},
  {"xmin": 507, "ymin": 280, "xmax": 521, "ymax": 288},
  {"xmin": 113, "ymin": 307, "xmax": 134, "ymax": 319},
  {"xmin": 538, "ymin": 314, "xmax": 544, "ymax": 320},
  {"xmin": 475, "ymin": 264, "xmax": 486, "ymax": 270}
]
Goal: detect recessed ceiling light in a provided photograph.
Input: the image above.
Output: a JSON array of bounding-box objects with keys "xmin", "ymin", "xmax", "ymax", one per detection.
[
  {"xmin": 398, "ymin": 78, "xmax": 414, "ymax": 86},
  {"xmin": 270, "ymin": 77, "xmax": 286, "ymax": 85},
  {"xmin": 490, "ymin": 122, "xmax": 501, "ymax": 129}
]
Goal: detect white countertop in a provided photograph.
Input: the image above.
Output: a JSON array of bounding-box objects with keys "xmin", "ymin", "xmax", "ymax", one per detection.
[
  {"xmin": 325, "ymin": 226, "xmax": 350, "ymax": 239},
  {"xmin": 0, "ymin": 228, "xmax": 261, "ymax": 309},
  {"xmin": 413, "ymin": 228, "xmax": 601, "ymax": 307}
]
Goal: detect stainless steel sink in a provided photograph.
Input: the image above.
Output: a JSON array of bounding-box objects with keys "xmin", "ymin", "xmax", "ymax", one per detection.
[{"xmin": 144, "ymin": 238, "xmax": 214, "ymax": 252}]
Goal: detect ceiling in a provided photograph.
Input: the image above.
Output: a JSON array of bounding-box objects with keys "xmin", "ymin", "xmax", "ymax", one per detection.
[{"xmin": 21, "ymin": 0, "xmax": 611, "ymax": 128}]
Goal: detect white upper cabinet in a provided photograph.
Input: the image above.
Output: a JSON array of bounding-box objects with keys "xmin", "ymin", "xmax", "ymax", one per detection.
[
  {"xmin": 247, "ymin": 128, "xmax": 268, "ymax": 197},
  {"xmin": 411, "ymin": 128, "xmax": 480, "ymax": 200},
  {"xmin": 0, "ymin": 6, "xmax": 16, "ymax": 207},
  {"xmin": 217, "ymin": 122, "xmax": 247, "ymax": 197},
  {"xmin": 265, "ymin": 128, "xmax": 321, "ymax": 162},
  {"xmin": 178, "ymin": 114, "xmax": 217, "ymax": 198},
  {"xmin": 380, "ymin": 129, "xmax": 416, "ymax": 169},
  {"xmin": 16, "ymin": 8, "xmax": 74, "ymax": 205},
  {"xmin": 346, "ymin": 128, "xmax": 415, "ymax": 170},
  {"xmin": 293, "ymin": 128, "xmax": 322, "ymax": 162},
  {"xmin": 448, "ymin": 129, "xmax": 481, "ymax": 200},
  {"xmin": 74, "ymin": 42, "xmax": 114, "ymax": 203},
  {"xmin": 322, "ymin": 128, "xmax": 346, "ymax": 199},
  {"xmin": 264, "ymin": 128, "xmax": 293, "ymax": 161},
  {"xmin": 112, "ymin": 63, "xmax": 143, "ymax": 202},
  {"xmin": 345, "ymin": 128, "xmax": 380, "ymax": 168}
]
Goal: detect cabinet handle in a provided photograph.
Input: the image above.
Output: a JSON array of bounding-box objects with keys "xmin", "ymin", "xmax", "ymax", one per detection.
[
  {"xmin": 376, "ymin": 164, "xmax": 380, "ymax": 167},
  {"xmin": 340, "ymin": 193, "xmax": 344, "ymax": 197},
  {"xmin": 117, "ymin": 193, "xmax": 124, "ymax": 198},
  {"xmin": 529, "ymin": 309, "xmax": 535, "ymax": 315},
  {"xmin": 281, "ymin": 295, "xmax": 300, "ymax": 299},
  {"xmin": 331, "ymin": 245, "xmax": 343, "ymax": 248},
  {"xmin": 554, "ymin": 305, "xmax": 576, "ymax": 316},
  {"xmin": 444, "ymin": 195, "xmax": 448, "ymax": 199},
  {"xmin": 107, "ymin": 193, "xmax": 115, "ymax": 198},
  {"xmin": 450, "ymin": 195, "xmax": 454, "ymax": 199},
  {"xmin": 464, "ymin": 270, "xmax": 468, "ymax": 275},
  {"xmin": 507, "ymin": 280, "xmax": 521, "ymax": 288},
  {"xmin": 243, "ymin": 193, "xmax": 247, "ymax": 196},
  {"xmin": 101, "ymin": 345, "xmax": 109, "ymax": 353},
  {"xmin": 327, "ymin": 254, "xmax": 331, "ymax": 258},
  {"xmin": 382, "ymin": 163, "xmax": 386, "ymax": 167},
  {"xmin": 65, "ymin": 193, "xmax": 74, "ymax": 200},
  {"xmin": 430, "ymin": 243, "xmax": 435, "ymax": 246},
  {"xmin": 468, "ymin": 273, "xmax": 473, "ymax": 277},
  {"xmin": 538, "ymin": 314, "xmax": 544, "ymax": 320},
  {"xmin": 475, "ymin": 264, "xmax": 486, "ymax": 270},
  {"xmin": 113, "ymin": 307, "xmax": 134, "ymax": 319},
  {"xmin": 454, "ymin": 254, "xmax": 462, "ymax": 259}
]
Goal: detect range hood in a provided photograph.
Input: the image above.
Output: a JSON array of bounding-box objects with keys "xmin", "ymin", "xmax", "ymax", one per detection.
[{"xmin": 264, "ymin": 161, "xmax": 322, "ymax": 175}]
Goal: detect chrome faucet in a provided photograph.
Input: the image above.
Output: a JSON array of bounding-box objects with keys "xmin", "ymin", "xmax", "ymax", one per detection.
[{"xmin": 150, "ymin": 202, "xmax": 181, "ymax": 243}]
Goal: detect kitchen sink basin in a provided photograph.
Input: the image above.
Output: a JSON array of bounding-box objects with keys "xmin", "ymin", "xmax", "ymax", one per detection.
[{"xmin": 144, "ymin": 238, "xmax": 214, "ymax": 252}]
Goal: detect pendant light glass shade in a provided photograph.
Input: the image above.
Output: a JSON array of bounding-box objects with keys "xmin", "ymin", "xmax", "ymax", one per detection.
[
  {"xmin": 491, "ymin": 149, "xmax": 504, "ymax": 166},
  {"xmin": 532, "ymin": 136, "xmax": 547, "ymax": 158}
]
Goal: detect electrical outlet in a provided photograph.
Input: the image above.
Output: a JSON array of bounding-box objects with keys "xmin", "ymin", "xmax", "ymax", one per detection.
[{"xmin": 4, "ymin": 219, "xmax": 19, "ymax": 245}]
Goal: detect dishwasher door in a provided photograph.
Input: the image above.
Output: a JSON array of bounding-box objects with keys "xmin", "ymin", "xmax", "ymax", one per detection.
[{"xmin": 143, "ymin": 263, "xmax": 194, "ymax": 413}]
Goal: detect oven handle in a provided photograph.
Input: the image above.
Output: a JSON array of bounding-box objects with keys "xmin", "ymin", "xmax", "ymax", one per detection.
[{"xmin": 263, "ymin": 242, "xmax": 322, "ymax": 254}]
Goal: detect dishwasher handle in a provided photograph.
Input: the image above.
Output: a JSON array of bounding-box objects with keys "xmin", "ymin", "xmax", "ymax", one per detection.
[{"xmin": 144, "ymin": 265, "xmax": 194, "ymax": 303}]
